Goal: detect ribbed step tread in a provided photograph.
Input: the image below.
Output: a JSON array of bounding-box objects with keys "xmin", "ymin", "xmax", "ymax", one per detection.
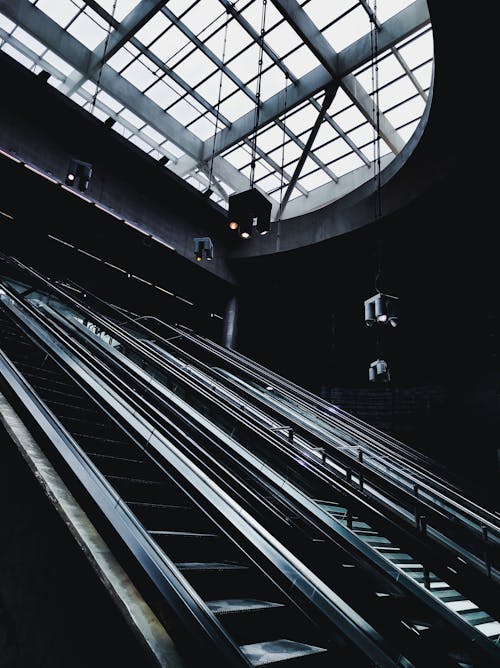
[
  {"xmin": 207, "ymin": 599, "xmax": 285, "ymax": 615},
  {"xmin": 240, "ymin": 639, "xmax": 327, "ymax": 666},
  {"xmin": 445, "ymin": 599, "xmax": 478, "ymax": 613},
  {"xmin": 176, "ymin": 562, "xmax": 249, "ymax": 572},
  {"xmin": 475, "ymin": 620, "xmax": 500, "ymax": 638},
  {"xmin": 149, "ymin": 530, "xmax": 218, "ymax": 539}
]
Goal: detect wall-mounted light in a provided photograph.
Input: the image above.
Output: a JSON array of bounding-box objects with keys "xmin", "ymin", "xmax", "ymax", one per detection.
[
  {"xmin": 364, "ymin": 292, "xmax": 399, "ymax": 327},
  {"xmin": 369, "ymin": 358, "xmax": 390, "ymax": 383},
  {"xmin": 227, "ymin": 188, "xmax": 272, "ymax": 239},
  {"xmin": 193, "ymin": 236, "xmax": 213, "ymax": 261},
  {"xmin": 65, "ymin": 158, "xmax": 93, "ymax": 192}
]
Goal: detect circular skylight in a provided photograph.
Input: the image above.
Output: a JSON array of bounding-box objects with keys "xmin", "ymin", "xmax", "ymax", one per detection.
[{"xmin": 0, "ymin": 0, "xmax": 433, "ymax": 219}]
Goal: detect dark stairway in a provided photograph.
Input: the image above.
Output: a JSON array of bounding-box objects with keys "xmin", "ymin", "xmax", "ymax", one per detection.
[{"xmin": 0, "ymin": 307, "xmax": 373, "ymax": 667}]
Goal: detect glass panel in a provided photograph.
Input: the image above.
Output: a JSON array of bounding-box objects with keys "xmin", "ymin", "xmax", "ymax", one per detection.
[
  {"xmin": 1, "ymin": 43, "xmax": 35, "ymax": 69},
  {"xmin": 128, "ymin": 133, "xmax": 154, "ymax": 153},
  {"xmin": 122, "ymin": 59, "xmax": 158, "ymax": 91},
  {"xmin": 312, "ymin": 121, "xmax": 339, "ymax": 149},
  {"xmin": 205, "ymin": 20, "xmax": 252, "ymax": 61},
  {"xmin": 384, "ymin": 96, "xmax": 426, "ymax": 127},
  {"xmin": 298, "ymin": 169, "xmax": 332, "ymax": 191},
  {"xmin": 224, "ymin": 145, "xmax": 253, "ymax": 169},
  {"xmin": 217, "ymin": 89, "xmax": 255, "ymax": 121},
  {"xmin": 257, "ymin": 172, "xmax": 284, "ymax": 192},
  {"xmin": 168, "ymin": 97, "xmax": 203, "ymax": 124},
  {"xmin": 260, "ymin": 65, "xmax": 287, "ymax": 102},
  {"xmin": 332, "ymin": 152, "xmax": 365, "ymax": 176},
  {"xmin": 93, "ymin": 0, "xmax": 141, "ymax": 22},
  {"xmin": 322, "ymin": 5, "xmax": 371, "ymax": 52},
  {"xmin": 43, "ymin": 50, "xmax": 74, "ymax": 76},
  {"xmin": 265, "ymin": 19, "xmax": 302, "ymax": 56},
  {"xmin": 397, "ymin": 31, "xmax": 433, "ymax": 69},
  {"xmin": 135, "ymin": 13, "xmax": 171, "ymax": 46},
  {"xmin": 413, "ymin": 61, "xmax": 433, "ymax": 90},
  {"xmin": 268, "ymin": 139, "xmax": 302, "ymax": 166},
  {"xmin": 11, "ymin": 27, "xmax": 46, "ymax": 55},
  {"xmin": 149, "ymin": 25, "xmax": 191, "ymax": 65},
  {"xmin": 377, "ymin": 0, "xmax": 418, "ymax": 23},
  {"xmin": 397, "ymin": 119, "xmax": 419, "ymax": 142},
  {"xmin": 67, "ymin": 11, "xmax": 108, "ymax": 50},
  {"xmin": 285, "ymin": 103, "xmax": 319, "ymax": 136},
  {"xmin": 35, "ymin": 0, "xmax": 80, "ymax": 27},
  {"xmin": 142, "ymin": 125, "xmax": 166, "ymax": 144},
  {"xmin": 303, "ymin": 0, "xmax": 357, "ymax": 31},
  {"xmin": 0, "ymin": 14, "xmax": 16, "ymax": 32},
  {"xmin": 282, "ymin": 44, "xmax": 320, "ymax": 78},
  {"xmin": 119, "ymin": 108, "xmax": 144, "ymax": 128},
  {"xmin": 314, "ymin": 138, "xmax": 351, "ymax": 163},
  {"xmin": 334, "ymin": 105, "xmax": 366, "ymax": 132},
  {"xmin": 107, "ymin": 44, "xmax": 139, "ymax": 72},
  {"xmin": 95, "ymin": 89, "xmax": 123, "ymax": 112},
  {"xmin": 377, "ymin": 77, "xmax": 420, "ymax": 112},
  {"xmin": 355, "ymin": 53, "xmax": 406, "ymax": 91},
  {"xmin": 145, "ymin": 78, "xmax": 183, "ymax": 108},
  {"xmin": 189, "ymin": 114, "xmax": 218, "ymax": 140},
  {"xmin": 173, "ymin": 49, "xmax": 216, "ymax": 87},
  {"xmin": 181, "ymin": 0, "xmax": 225, "ymax": 36},
  {"xmin": 195, "ymin": 72, "xmax": 237, "ymax": 108},
  {"xmin": 240, "ymin": 1, "xmax": 282, "ymax": 33}
]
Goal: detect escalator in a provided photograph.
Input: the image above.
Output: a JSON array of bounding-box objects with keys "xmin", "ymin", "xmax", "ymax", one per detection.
[
  {"xmin": 0, "ymin": 305, "xmax": 372, "ymax": 667},
  {"xmin": 1, "ymin": 263, "xmax": 499, "ymax": 665}
]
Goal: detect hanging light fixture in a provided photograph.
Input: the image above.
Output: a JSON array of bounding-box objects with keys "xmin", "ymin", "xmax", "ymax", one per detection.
[
  {"xmin": 227, "ymin": 189, "xmax": 271, "ymax": 239},
  {"xmin": 364, "ymin": 292, "xmax": 399, "ymax": 327},
  {"xmin": 227, "ymin": 0, "xmax": 272, "ymax": 239},
  {"xmin": 369, "ymin": 358, "xmax": 390, "ymax": 383},
  {"xmin": 193, "ymin": 237, "xmax": 213, "ymax": 261},
  {"xmin": 65, "ymin": 158, "xmax": 93, "ymax": 192}
]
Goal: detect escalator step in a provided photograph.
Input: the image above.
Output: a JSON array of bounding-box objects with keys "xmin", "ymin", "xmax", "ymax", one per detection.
[
  {"xmin": 207, "ymin": 599, "xmax": 285, "ymax": 615},
  {"xmin": 240, "ymin": 639, "xmax": 327, "ymax": 666},
  {"xmin": 445, "ymin": 600, "xmax": 478, "ymax": 614},
  {"xmin": 127, "ymin": 501, "xmax": 209, "ymax": 532},
  {"xmin": 460, "ymin": 610, "xmax": 493, "ymax": 625},
  {"xmin": 434, "ymin": 589, "xmax": 465, "ymax": 602},
  {"xmin": 72, "ymin": 432, "xmax": 131, "ymax": 449},
  {"xmin": 475, "ymin": 620, "xmax": 500, "ymax": 638},
  {"xmin": 176, "ymin": 562, "xmax": 249, "ymax": 572}
]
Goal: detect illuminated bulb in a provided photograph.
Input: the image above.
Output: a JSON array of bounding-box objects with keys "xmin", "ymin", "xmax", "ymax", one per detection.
[
  {"xmin": 67, "ymin": 173, "xmax": 75, "ymax": 181},
  {"xmin": 377, "ymin": 314, "xmax": 388, "ymax": 323},
  {"xmin": 229, "ymin": 220, "xmax": 238, "ymax": 230},
  {"xmin": 241, "ymin": 231, "xmax": 250, "ymax": 239}
]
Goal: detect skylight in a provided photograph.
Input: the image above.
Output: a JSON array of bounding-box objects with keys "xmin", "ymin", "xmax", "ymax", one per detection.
[{"xmin": 0, "ymin": 0, "xmax": 433, "ymax": 219}]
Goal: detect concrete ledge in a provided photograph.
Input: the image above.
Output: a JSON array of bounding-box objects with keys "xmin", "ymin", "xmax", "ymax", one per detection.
[{"xmin": 0, "ymin": 391, "xmax": 186, "ymax": 668}]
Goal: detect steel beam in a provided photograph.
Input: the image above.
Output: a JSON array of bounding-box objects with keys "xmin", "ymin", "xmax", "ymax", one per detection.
[
  {"xmin": 201, "ymin": 0, "xmax": 428, "ymax": 160},
  {"xmin": 276, "ymin": 84, "xmax": 338, "ymax": 219},
  {"xmin": 270, "ymin": 0, "xmax": 404, "ymax": 154},
  {"xmin": 0, "ymin": 0, "xmax": 203, "ymax": 160},
  {"xmin": 61, "ymin": 0, "xmax": 167, "ymax": 96}
]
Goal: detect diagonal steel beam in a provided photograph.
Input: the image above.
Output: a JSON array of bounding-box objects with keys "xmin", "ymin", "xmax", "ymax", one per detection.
[
  {"xmin": 276, "ymin": 84, "xmax": 338, "ymax": 220},
  {"xmin": 270, "ymin": 0, "xmax": 404, "ymax": 154},
  {"xmin": 0, "ymin": 0, "xmax": 203, "ymax": 159},
  {"xmin": 61, "ymin": 0, "xmax": 168, "ymax": 96},
  {"xmin": 358, "ymin": 0, "xmax": 428, "ymax": 102},
  {"xmin": 162, "ymin": 6, "xmax": 257, "ymax": 104},
  {"xmin": 201, "ymin": 0, "xmax": 428, "ymax": 160}
]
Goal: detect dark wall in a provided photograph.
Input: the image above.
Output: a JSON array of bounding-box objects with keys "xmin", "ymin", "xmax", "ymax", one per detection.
[
  {"xmin": 0, "ymin": 423, "xmax": 157, "ymax": 668},
  {"xmin": 0, "ymin": 50, "xmax": 236, "ymax": 287}
]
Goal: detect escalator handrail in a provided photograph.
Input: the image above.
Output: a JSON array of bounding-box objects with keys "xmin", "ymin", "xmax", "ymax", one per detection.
[
  {"xmin": 0, "ymin": 285, "xmax": 399, "ymax": 667},
  {"xmin": 6, "ymin": 265, "xmax": 499, "ymax": 570}
]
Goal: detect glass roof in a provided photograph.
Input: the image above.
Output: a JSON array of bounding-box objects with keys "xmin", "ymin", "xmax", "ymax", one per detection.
[{"xmin": 0, "ymin": 0, "xmax": 433, "ymax": 220}]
